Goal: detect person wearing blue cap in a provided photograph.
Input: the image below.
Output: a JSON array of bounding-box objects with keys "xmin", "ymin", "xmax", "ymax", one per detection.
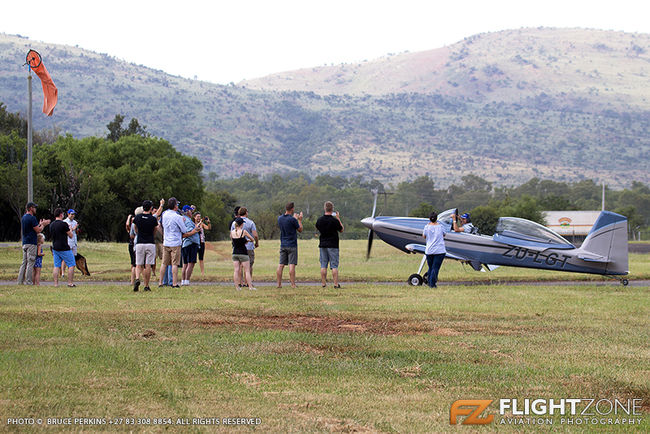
[{"xmin": 452, "ymin": 212, "xmax": 476, "ymax": 234}]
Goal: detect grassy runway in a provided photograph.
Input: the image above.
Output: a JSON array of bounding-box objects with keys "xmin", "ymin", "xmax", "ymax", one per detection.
[{"xmin": 0, "ymin": 241, "xmax": 648, "ymax": 431}]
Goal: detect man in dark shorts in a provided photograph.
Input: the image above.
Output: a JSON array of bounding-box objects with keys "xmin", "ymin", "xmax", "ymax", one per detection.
[
  {"xmin": 50, "ymin": 208, "xmax": 76, "ymax": 287},
  {"xmin": 316, "ymin": 201, "xmax": 344, "ymax": 288},
  {"xmin": 132, "ymin": 200, "xmax": 159, "ymax": 292},
  {"xmin": 17, "ymin": 202, "xmax": 50, "ymax": 285},
  {"xmin": 276, "ymin": 202, "xmax": 303, "ymax": 288}
]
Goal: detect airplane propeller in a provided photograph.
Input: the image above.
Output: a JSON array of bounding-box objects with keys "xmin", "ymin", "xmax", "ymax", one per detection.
[
  {"xmin": 366, "ymin": 229, "xmax": 374, "ymax": 260},
  {"xmin": 366, "ymin": 189, "xmax": 379, "ymax": 260}
]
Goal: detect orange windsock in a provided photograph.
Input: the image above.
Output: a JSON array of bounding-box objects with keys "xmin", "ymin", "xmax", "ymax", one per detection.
[{"xmin": 27, "ymin": 50, "xmax": 58, "ymax": 116}]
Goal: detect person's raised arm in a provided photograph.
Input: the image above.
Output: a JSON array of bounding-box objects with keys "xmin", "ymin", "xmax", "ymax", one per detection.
[
  {"xmin": 33, "ymin": 218, "xmax": 50, "ymax": 234},
  {"xmin": 295, "ymin": 212, "xmax": 304, "ymax": 233},
  {"xmin": 335, "ymin": 212, "xmax": 344, "ymax": 233},
  {"xmin": 154, "ymin": 199, "xmax": 165, "ymax": 218}
]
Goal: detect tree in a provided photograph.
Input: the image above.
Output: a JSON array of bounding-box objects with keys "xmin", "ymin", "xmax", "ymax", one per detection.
[
  {"xmin": 470, "ymin": 205, "xmax": 500, "ymax": 234},
  {"xmin": 35, "ymin": 134, "xmax": 204, "ymax": 241},
  {"xmin": 106, "ymin": 114, "xmax": 149, "ymax": 142},
  {"xmin": 409, "ymin": 202, "xmax": 436, "ymax": 218}
]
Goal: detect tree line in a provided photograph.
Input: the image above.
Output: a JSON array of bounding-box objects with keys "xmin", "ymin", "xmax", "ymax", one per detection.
[
  {"xmin": 207, "ymin": 173, "xmax": 650, "ymax": 239},
  {"xmin": 1, "ymin": 104, "xmax": 648, "ymax": 242}
]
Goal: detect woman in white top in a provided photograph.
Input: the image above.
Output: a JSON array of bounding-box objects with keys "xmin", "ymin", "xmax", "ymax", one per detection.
[{"xmin": 422, "ymin": 211, "xmax": 447, "ymax": 288}]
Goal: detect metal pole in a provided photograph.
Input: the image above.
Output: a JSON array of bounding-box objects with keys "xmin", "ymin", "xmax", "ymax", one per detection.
[
  {"xmin": 601, "ymin": 183, "xmax": 605, "ymax": 211},
  {"xmin": 27, "ymin": 72, "xmax": 33, "ymax": 203}
]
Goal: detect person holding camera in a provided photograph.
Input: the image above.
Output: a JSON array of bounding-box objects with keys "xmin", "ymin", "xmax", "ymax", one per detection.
[
  {"xmin": 194, "ymin": 211, "xmax": 211, "ymax": 277},
  {"xmin": 316, "ymin": 201, "xmax": 344, "ymax": 288},
  {"xmin": 276, "ymin": 202, "xmax": 303, "ymax": 288}
]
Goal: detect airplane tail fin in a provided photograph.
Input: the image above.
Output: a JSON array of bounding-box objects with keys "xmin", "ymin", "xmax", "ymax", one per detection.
[{"xmin": 579, "ymin": 211, "xmax": 628, "ymax": 275}]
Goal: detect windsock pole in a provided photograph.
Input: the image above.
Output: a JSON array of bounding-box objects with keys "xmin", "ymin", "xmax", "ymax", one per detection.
[{"xmin": 27, "ymin": 71, "xmax": 33, "ymax": 203}]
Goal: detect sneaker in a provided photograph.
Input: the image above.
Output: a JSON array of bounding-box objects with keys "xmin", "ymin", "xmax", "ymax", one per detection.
[
  {"xmin": 144, "ymin": 286, "xmax": 151, "ymax": 292},
  {"xmin": 171, "ymin": 284, "xmax": 180, "ymax": 288},
  {"xmin": 249, "ymin": 286, "xmax": 257, "ymax": 291},
  {"xmin": 133, "ymin": 279, "xmax": 140, "ymax": 292},
  {"xmin": 333, "ymin": 284, "xmax": 341, "ymax": 289}
]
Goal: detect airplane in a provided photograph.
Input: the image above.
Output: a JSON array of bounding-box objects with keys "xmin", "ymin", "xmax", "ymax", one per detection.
[{"xmin": 361, "ymin": 204, "xmax": 630, "ymax": 286}]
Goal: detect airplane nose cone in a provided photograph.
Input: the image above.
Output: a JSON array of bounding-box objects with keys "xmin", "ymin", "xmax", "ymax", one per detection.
[{"xmin": 361, "ymin": 217, "xmax": 375, "ymax": 229}]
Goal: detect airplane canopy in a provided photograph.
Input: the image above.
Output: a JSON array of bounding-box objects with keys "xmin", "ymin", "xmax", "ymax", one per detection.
[{"xmin": 494, "ymin": 217, "xmax": 575, "ymax": 250}]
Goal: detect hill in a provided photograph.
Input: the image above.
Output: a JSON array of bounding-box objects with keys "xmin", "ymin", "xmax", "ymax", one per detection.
[
  {"xmin": 0, "ymin": 28, "xmax": 648, "ymax": 188},
  {"xmin": 240, "ymin": 28, "xmax": 650, "ymax": 110}
]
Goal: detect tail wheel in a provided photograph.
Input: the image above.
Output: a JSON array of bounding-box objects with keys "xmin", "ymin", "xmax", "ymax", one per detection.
[
  {"xmin": 408, "ymin": 274, "xmax": 423, "ymax": 286},
  {"xmin": 621, "ymin": 279, "xmax": 629, "ymax": 286}
]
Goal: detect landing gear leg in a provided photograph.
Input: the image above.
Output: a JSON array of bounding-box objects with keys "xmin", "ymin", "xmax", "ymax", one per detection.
[{"xmin": 407, "ymin": 255, "xmax": 428, "ymax": 286}]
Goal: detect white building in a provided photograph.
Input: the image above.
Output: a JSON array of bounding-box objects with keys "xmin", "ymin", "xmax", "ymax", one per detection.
[{"xmin": 544, "ymin": 211, "xmax": 601, "ymax": 244}]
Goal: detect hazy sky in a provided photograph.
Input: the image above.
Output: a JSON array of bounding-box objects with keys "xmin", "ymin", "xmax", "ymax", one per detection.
[{"xmin": 2, "ymin": 0, "xmax": 648, "ymax": 84}]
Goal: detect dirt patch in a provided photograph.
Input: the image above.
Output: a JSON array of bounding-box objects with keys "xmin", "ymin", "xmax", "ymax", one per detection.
[{"xmin": 193, "ymin": 313, "xmax": 403, "ymax": 335}]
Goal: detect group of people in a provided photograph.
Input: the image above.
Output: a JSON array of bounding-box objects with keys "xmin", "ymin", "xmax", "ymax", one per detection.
[
  {"xmin": 126, "ymin": 197, "xmax": 212, "ymax": 291},
  {"xmin": 18, "ymin": 202, "xmax": 80, "ymax": 287},
  {"xmin": 229, "ymin": 200, "xmax": 344, "ymax": 291}
]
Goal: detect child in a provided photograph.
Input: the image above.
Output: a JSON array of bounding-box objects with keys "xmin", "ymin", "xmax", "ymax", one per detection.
[{"xmin": 33, "ymin": 233, "xmax": 45, "ymax": 285}]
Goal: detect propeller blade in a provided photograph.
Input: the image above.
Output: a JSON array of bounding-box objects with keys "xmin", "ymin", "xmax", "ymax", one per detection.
[
  {"xmin": 371, "ymin": 188, "xmax": 378, "ymax": 218},
  {"xmin": 366, "ymin": 229, "xmax": 374, "ymax": 260}
]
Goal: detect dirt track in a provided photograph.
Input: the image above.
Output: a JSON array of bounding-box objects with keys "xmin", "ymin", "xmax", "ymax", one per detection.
[{"xmin": 629, "ymin": 243, "xmax": 650, "ymax": 253}]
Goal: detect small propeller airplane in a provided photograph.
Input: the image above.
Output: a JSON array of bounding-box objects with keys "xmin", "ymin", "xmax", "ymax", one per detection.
[{"xmin": 361, "ymin": 194, "xmax": 630, "ymax": 286}]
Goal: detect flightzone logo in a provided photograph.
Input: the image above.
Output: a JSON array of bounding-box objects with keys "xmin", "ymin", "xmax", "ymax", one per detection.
[{"xmin": 450, "ymin": 398, "xmax": 644, "ymax": 426}]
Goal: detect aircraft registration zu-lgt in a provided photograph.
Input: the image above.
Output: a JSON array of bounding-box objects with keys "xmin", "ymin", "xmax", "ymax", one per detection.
[{"xmin": 361, "ymin": 207, "xmax": 630, "ymax": 286}]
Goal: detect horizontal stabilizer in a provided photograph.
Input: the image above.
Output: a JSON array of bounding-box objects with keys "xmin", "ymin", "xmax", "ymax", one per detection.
[{"xmin": 578, "ymin": 253, "xmax": 609, "ymax": 263}]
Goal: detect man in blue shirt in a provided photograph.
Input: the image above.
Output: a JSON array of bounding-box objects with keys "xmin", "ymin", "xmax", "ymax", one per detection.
[
  {"xmin": 276, "ymin": 202, "xmax": 303, "ymax": 288},
  {"xmin": 17, "ymin": 202, "xmax": 50, "ymax": 285}
]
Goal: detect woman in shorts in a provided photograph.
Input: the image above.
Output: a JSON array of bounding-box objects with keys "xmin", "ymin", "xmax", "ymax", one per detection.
[{"xmin": 230, "ymin": 217, "xmax": 256, "ymax": 291}]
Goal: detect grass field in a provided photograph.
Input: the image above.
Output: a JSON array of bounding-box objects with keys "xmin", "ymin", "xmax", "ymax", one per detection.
[{"xmin": 0, "ymin": 241, "xmax": 648, "ymax": 431}]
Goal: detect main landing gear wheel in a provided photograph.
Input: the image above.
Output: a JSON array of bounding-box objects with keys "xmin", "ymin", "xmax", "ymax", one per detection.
[
  {"xmin": 408, "ymin": 274, "xmax": 423, "ymax": 286},
  {"xmin": 621, "ymin": 279, "xmax": 629, "ymax": 286}
]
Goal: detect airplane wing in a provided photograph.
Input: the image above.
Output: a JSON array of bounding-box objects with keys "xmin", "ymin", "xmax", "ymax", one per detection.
[
  {"xmin": 405, "ymin": 243, "xmax": 498, "ymax": 271},
  {"xmin": 405, "ymin": 243, "xmax": 464, "ymax": 260}
]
